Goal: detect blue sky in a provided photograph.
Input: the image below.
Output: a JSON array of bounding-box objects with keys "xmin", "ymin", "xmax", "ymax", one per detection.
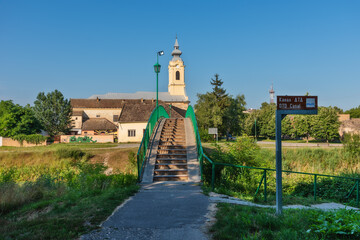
[{"xmin": 0, "ymin": 1, "xmax": 359, "ymax": 110}]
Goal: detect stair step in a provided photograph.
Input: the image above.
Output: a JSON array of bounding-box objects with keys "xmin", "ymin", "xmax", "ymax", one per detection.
[
  {"xmin": 154, "ymin": 169, "xmax": 188, "ymax": 172},
  {"xmin": 157, "ymin": 149, "xmax": 187, "ymax": 152},
  {"xmin": 153, "ymin": 175, "xmax": 189, "ymax": 181},
  {"xmin": 157, "ymin": 153, "xmax": 187, "ymax": 156},
  {"xmin": 155, "ymin": 163, "xmax": 187, "ymax": 169},
  {"xmin": 156, "ymin": 159, "xmax": 187, "ymax": 163},
  {"xmin": 154, "ymin": 171, "xmax": 188, "ymax": 176}
]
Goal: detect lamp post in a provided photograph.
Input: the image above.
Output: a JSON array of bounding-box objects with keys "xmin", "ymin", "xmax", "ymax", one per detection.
[
  {"xmin": 254, "ymin": 118, "xmax": 257, "ymax": 142},
  {"xmin": 154, "ymin": 51, "xmax": 164, "ymax": 120}
]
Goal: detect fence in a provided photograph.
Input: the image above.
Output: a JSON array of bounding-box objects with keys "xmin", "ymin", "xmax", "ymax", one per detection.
[
  {"xmin": 136, "ymin": 106, "xmax": 169, "ymax": 181},
  {"xmin": 185, "ymin": 105, "xmax": 360, "ymax": 207}
]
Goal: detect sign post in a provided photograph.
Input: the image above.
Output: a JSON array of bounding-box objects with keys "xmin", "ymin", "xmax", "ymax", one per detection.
[
  {"xmin": 208, "ymin": 128, "xmax": 218, "ymax": 142},
  {"xmin": 275, "ymin": 96, "xmax": 318, "ymax": 215}
]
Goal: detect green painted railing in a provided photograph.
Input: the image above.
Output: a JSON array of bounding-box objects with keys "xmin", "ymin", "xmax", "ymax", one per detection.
[
  {"xmin": 137, "ymin": 106, "xmax": 169, "ymax": 181},
  {"xmin": 185, "ymin": 105, "xmax": 360, "ymax": 207}
]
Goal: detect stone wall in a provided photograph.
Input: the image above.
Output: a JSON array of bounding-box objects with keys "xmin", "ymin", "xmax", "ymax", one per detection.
[
  {"xmin": 0, "ymin": 137, "xmax": 47, "ymax": 147},
  {"xmin": 60, "ymin": 135, "xmax": 114, "ymax": 143}
]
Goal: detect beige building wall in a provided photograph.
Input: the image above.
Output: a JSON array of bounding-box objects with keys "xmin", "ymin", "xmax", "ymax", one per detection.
[
  {"xmin": 71, "ymin": 116, "xmax": 83, "ymax": 129},
  {"xmin": 118, "ymin": 122, "xmax": 147, "ymax": 142},
  {"xmin": 338, "ymin": 114, "xmax": 350, "ymax": 122},
  {"xmin": 72, "ymin": 108, "xmax": 122, "ymax": 123}
]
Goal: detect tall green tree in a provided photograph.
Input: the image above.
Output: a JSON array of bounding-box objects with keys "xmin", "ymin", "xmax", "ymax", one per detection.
[
  {"xmin": 223, "ymin": 95, "xmax": 247, "ymax": 136},
  {"xmin": 257, "ymin": 102, "xmax": 276, "ymax": 139},
  {"xmin": 293, "ymin": 115, "xmax": 314, "ymax": 143},
  {"xmin": 345, "ymin": 106, "xmax": 360, "ymax": 118},
  {"xmin": 33, "ymin": 90, "xmax": 72, "ymax": 136},
  {"xmin": 311, "ymin": 107, "xmax": 340, "ymax": 142},
  {"xmin": 195, "ymin": 74, "xmax": 246, "ymax": 137},
  {"xmin": 0, "ymin": 100, "xmax": 41, "ymax": 137},
  {"xmin": 244, "ymin": 110, "xmax": 260, "ymax": 137}
]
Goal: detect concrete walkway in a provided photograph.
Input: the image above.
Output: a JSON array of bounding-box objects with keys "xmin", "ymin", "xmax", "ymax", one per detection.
[
  {"xmin": 81, "ymin": 182, "xmax": 210, "ymax": 240},
  {"xmin": 209, "ymin": 192, "xmax": 359, "ymax": 211}
]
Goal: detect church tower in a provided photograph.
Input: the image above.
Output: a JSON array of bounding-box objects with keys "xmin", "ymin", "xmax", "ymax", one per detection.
[{"xmin": 168, "ymin": 38, "xmax": 187, "ymax": 99}]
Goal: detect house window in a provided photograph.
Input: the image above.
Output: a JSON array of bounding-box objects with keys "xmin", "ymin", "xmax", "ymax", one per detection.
[
  {"xmin": 128, "ymin": 129, "xmax": 136, "ymax": 137},
  {"xmin": 75, "ymin": 117, "xmax": 78, "ymax": 120},
  {"xmin": 96, "ymin": 114, "xmax": 100, "ymax": 118},
  {"xmin": 176, "ymin": 71, "xmax": 180, "ymax": 80},
  {"xmin": 84, "ymin": 131, "xmax": 88, "ymax": 135},
  {"xmin": 113, "ymin": 115, "xmax": 119, "ymax": 122}
]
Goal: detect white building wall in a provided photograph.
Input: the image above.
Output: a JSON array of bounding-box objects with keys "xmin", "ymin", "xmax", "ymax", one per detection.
[
  {"xmin": 118, "ymin": 122, "xmax": 147, "ymax": 142},
  {"xmin": 0, "ymin": 137, "xmax": 2, "ymax": 147}
]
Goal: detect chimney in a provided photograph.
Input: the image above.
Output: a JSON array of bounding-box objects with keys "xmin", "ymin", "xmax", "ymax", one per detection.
[
  {"xmin": 152, "ymin": 98, "xmax": 155, "ymax": 104},
  {"xmin": 96, "ymin": 97, "xmax": 100, "ymax": 102},
  {"xmin": 141, "ymin": 98, "xmax": 144, "ymax": 103}
]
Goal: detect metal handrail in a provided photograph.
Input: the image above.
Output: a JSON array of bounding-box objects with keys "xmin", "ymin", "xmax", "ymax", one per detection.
[
  {"xmin": 136, "ymin": 106, "xmax": 169, "ymax": 181},
  {"xmin": 185, "ymin": 105, "xmax": 360, "ymax": 206}
]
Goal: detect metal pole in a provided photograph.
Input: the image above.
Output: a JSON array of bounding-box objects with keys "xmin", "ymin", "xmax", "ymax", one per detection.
[
  {"xmin": 314, "ymin": 174, "xmax": 317, "ymax": 201},
  {"xmin": 255, "ymin": 118, "xmax": 257, "ymax": 142},
  {"xmin": 264, "ymin": 169, "xmax": 267, "ymax": 202},
  {"xmin": 275, "ymin": 111, "xmax": 283, "ymax": 215},
  {"xmin": 211, "ymin": 163, "xmax": 215, "ymax": 191},
  {"xmin": 357, "ymin": 180, "xmax": 359, "ymax": 207},
  {"xmin": 156, "ymin": 54, "xmax": 159, "ymax": 121}
]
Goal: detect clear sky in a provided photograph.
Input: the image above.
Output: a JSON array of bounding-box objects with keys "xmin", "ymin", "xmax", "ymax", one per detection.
[{"xmin": 0, "ymin": 1, "xmax": 359, "ymax": 110}]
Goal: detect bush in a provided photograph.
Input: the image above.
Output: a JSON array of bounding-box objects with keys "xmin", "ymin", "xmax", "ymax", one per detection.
[
  {"xmin": 199, "ymin": 128, "xmax": 214, "ymax": 142},
  {"xmin": 11, "ymin": 134, "xmax": 47, "ymax": 145},
  {"xmin": 343, "ymin": 133, "xmax": 360, "ymax": 156},
  {"xmin": 55, "ymin": 148, "xmax": 86, "ymax": 160}
]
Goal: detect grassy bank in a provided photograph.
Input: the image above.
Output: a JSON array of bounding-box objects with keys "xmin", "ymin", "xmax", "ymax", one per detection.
[
  {"xmin": 0, "ymin": 147, "xmax": 139, "ymax": 239},
  {"xmin": 203, "ymin": 137, "xmax": 360, "ymax": 206},
  {"xmin": 211, "ymin": 203, "xmax": 360, "ymax": 240}
]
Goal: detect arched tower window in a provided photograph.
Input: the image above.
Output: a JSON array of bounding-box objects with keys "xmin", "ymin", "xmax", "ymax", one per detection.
[{"xmin": 176, "ymin": 71, "xmax": 180, "ymax": 80}]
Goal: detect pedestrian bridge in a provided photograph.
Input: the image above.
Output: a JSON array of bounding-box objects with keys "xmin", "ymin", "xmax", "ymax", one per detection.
[{"xmin": 137, "ymin": 105, "xmax": 203, "ymax": 183}]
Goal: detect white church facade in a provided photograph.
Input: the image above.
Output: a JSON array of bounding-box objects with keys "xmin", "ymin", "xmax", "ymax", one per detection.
[{"xmin": 68, "ymin": 38, "xmax": 189, "ymax": 143}]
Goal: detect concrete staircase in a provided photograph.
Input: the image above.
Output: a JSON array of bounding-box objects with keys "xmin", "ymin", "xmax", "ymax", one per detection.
[{"xmin": 153, "ymin": 119, "xmax": 188, "ymax": 181}]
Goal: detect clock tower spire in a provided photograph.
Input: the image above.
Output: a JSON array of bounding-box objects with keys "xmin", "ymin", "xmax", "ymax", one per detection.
[{"xmin": 168, "ymin": 37, "xmax": 187, "ymax": 98}]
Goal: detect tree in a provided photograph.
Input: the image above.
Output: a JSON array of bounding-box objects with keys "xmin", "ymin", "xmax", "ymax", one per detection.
[
  {"xmin": 345, "ymin": 106, "xmax": 360, "ymax": 118},
  {"xmin": 195, "ymin": 74, "xmax": 246, "ymax": 137},
  {"xmin": 210, "ymin": 74, "xmax": 228, "ymax": 107},
  {"xmin": 33, "ymin": 90, "xmax": 72, "ymax": 136},
  {"xmin": 0, "ymin": 100, "xmax": 42, "ymax": 137},
  {"xmin": 311, "ymin": 107, "xmax": 340, "ymax": 143},
  {"xmin": 223, "ymin": 95, "xmax": 247, "ymax": 137},
  {"xmin": 293, "ymin": 115, "xmax": 314, "ymax": 143},
  {"xmin": 257, "ymin": 102, "xmax": 276, "ymax": 139},
  {"xmin": 244, "ymin": 110, "xmax": 260, "ymax": 137}
]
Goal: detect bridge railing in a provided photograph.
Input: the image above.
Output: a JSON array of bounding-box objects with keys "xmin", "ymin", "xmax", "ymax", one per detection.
[
  {"xmin": 185, "ymin": 105, "xmax": 360, "ymax": 206},
  {"xmin": 137, "ymin": 106, "xmax": 169, "ymax": 181}
]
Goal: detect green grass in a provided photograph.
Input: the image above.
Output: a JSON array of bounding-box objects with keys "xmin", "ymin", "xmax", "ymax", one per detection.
[
  {"xmin": 0, "ymin": 147, "xmax": 140, "ymax": 239},
  {"xmin": 0, "ymin": 142, "xmax": 122, "ymax": 153},
  {"xmin": 0, "ymin": 185, "xmax": 139, "ymax": 240},
  {"xmin": 211, "ymin": 203, "xmax": 360, "ymax": 240}
]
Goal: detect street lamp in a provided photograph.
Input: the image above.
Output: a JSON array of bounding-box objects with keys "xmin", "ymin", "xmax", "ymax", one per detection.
[{"xmin": 154, "ymin": 50, "xmax": 164, "ymax": 120}]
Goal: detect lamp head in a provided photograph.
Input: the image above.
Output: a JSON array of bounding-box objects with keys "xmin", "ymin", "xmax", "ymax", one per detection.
[{"xmin": 158, "ymin": 51, "xmax": 164, "ymax": 56}]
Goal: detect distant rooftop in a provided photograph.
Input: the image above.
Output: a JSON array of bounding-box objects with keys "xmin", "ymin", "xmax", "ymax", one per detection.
[{"xmin": 88, "ymin": 91, "xmax": 188, "ymax": 102}]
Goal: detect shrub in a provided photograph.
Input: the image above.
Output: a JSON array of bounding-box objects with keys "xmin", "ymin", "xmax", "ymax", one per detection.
[
  {"xmin": 11, "ymin": 134, "xmax": 47, "ymax": 145},
  {"xmin": 343, "ymin": 133, "xmax": 360, "ymax": 156},
  {"xmin": 55, "ymin": 148, "xmax": 86, "ymax": 160}
]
